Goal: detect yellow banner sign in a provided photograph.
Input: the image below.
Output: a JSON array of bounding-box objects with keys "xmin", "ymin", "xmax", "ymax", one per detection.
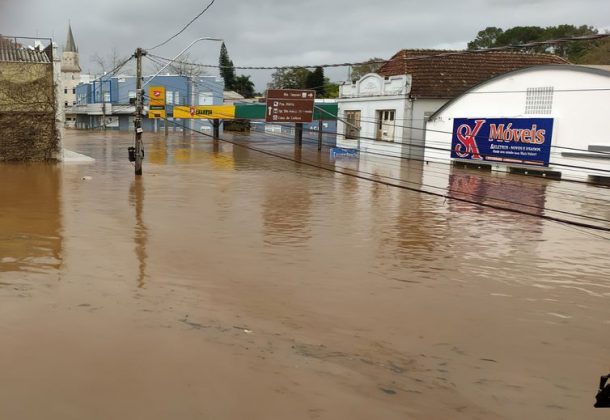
[
  {"xmin": 148, "ymin": 109, "xmax": 166, "ymax": 119},
  {"xmin": 149, "ymin": 86, "xmax": 166, "ymax": 106},
  {"xmin": 173, "ymin": 105, "xmax": 236, "ymax": 119}
]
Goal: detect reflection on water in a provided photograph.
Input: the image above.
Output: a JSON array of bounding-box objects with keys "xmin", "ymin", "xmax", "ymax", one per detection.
[
  {"xmin": 129, "ymin": 179, "xmax": 147, "ymax": 288},
  {"xmin": 3, "ymin": 131, "xmax": 610, "ymax": 420},
  {"xmin": 448, "ymin": 169, "xmax": 548, "ymax": 216},
  {"xmin": 262, "ymin": 174, "xmax": 313, "ymax": 247},
  {"xmin": 0, "ymin": 164, "xmax": 62, "ymax": 273}
]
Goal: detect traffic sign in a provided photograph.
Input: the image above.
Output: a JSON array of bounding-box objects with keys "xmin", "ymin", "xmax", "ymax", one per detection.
[{"xmin": 265, "ymin": 89, "xmax": 316, "ymax": 123}]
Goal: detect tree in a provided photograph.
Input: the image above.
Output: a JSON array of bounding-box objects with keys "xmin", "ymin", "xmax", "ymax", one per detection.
[
  {"xmin": 233, "ymin": 74, "xmax": 255, "ymax": 98},
  {"xmin": 323, "ymin": 78, "xmax": 339, "ymax": 99},
  {"xmin": 91, "ymin": 47, "xmax": 129, "ymax": 75},
  {"xmin": 219, "ymin": 42, "xmax": 236, "ymax": 90},
  {"xmin": 270, "ymin": 68, "xmax": 311, "ymax": 89},
  {"xmin": 349, "ymin": 57, "xmax": 385, "ymax": 80},
  {"xmin": 305, "ymin": 66, "xmax": 325, "ymax": 96},
  {"xmin": 577, "ymin": 36, "xmax": 610, "ymax": 64},
  {"xmin": 467, "ymin": 25, "xmax": 600, "ymax": 62},
  {"xmin": 168, "ymin": 53, "xmax": 206, "ymax": 78},
  {"xmin": 467, "ymin": 27, "xmax": 504, "ymax": 50}
]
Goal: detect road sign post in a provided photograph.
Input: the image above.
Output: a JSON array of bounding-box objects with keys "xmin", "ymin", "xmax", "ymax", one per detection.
[{"xmin": 265, "ymin": 89, "xmax": 316, "ymax": 146}]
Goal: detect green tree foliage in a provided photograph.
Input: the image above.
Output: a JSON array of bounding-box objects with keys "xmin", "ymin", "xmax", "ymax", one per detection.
[
  {"xmin": 233, "ymin": 74, "xmax": 256, "ymax": 98},
  {"xmin": 270, "ymin": 67, "xmax": 339, "ymax": 98},
  {"xmin": 270, "ymin": 68, "xmax": 311, "ymax": 89},
  {"xmin": 305, "ymin": 67, "xmax": 325, "ymax": 96},
  {"xmin": 577, "ymin": 37, "xmax": 610, "ymax": 64},
  {"xmin": 467, "ymin": 25, "xmax": 600, "ymax": 62},
  {"xmin": 349, "ymin": 57, "xmax": 385, "ymax": 80},
  {"xmin": 219, "ymin": 42, "xmax": 236, "ymax": 90},
  {"xmin": 467, "ymin": 27, "xmax": 504, "ymax": 50},
  {"xmin": 323, "ymin": 78, "xmax": 340, "ymax": 98}
]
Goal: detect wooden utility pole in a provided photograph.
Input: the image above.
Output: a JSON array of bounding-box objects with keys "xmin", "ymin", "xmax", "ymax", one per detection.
[{"xmin": 134, "ymin": 47, "xmax": 146, "ymax": 176}]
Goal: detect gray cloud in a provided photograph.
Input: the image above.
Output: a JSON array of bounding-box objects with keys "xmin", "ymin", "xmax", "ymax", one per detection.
[{"xmin": 2, "ymin": 0, "xmax": 608, "ymax": 89}]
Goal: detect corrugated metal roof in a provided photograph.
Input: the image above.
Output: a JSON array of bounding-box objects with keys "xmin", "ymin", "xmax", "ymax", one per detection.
[{"xmin": 0, "ymin": 43, "xmax": 51, "ymax": 63}]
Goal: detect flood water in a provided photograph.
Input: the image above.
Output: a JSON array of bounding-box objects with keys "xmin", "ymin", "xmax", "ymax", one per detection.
[{"xmin": 1, "ymin": 130, "xmax": 610, "ymax": 419}]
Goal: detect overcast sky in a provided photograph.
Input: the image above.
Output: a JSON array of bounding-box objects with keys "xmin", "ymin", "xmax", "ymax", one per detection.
[{"xmin": 1, "ymin": 0, "xmax": 609, "ymax": 89}]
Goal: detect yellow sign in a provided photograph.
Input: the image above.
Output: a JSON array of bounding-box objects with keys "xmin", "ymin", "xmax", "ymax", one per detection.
[
  {"xmin": 148, "ymin": 109, "xmax": 166, "ymax": 119},
  {"xmin": 149, "ymin": 86, "xmax": 166, "ymax": 106},
  {"xmin": 173, "ymin": 105, "xmax": 236, "ymax": 119}
]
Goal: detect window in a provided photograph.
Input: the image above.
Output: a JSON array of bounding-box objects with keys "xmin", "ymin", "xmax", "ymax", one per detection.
[
  {"xmin": 344, "ymin": 110, "xmax": 361, "ymax": 140},
  {"xmin": 103, "ymin": 92, "xmax": 110, "ymax": 102},
  {"xmin": 174, "ymin": 91, "xmax": 180, "ymax": 105},
  {"xmin": 199, "ymin": 92, "xmax": 212, "ymax": 105},
  {"xmin": 72, "ymin": 88, "xmax": 76, "ymax": 94},
  {"xmin": 525, "ymin": 87, "xmax": 554, "ymax": 114},
  {"xmin": 64, "ymin": 101, "xmax": 68, "ymax": 107},
  {"xmin": 376, "ymin": 109, "xmax": 396, "ymax": 141},
  {"xmin": 64, "ymin": 88, "xmax": 68, "ymax": 94},
  {"xmin": 128, "ymin": 91, "xmax": 136, "ymax": 99},
  {"xmin": 166, "ymin": 91, "xmax": 173, "ymax": 105}
]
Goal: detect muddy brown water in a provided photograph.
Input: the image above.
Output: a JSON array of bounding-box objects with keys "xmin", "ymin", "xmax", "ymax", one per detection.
[{"xmin": 1, "ymin": 130, "xmax": 610, "ymax": 419}]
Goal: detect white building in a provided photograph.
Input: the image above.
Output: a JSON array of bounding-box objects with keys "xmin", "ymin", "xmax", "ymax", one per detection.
[
  {"xmin": 60, "ymin": 25, "xmax": 81, "ymax": 127},
  {"xmin": 425, "ymin": 65, "xmax": 610, "ymax": 182},
  {"xmin": 336, "ymin": 49, "xmax": 565, "ymax": 160}
]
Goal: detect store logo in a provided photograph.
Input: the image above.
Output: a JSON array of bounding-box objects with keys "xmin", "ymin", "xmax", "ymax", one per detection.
[{"xmin": 454, "ymin": 119, "xmax": 485, "ymax": 159}]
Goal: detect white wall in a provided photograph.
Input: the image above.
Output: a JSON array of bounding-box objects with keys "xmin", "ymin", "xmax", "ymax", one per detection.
[
  {"xmin": 337, "ymin": 73, "xmax": 414, "ymax": 157},
  {"xmin": 425, "ymin": 66, "xmax": 610, "ymax": 180}
]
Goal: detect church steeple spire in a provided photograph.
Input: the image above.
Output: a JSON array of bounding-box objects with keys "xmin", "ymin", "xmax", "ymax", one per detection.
[{"xmin": 65, "ymin": 24, "xmax": 77, "ymax": 53}]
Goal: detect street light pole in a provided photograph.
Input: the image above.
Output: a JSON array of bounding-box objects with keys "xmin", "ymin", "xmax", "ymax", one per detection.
[{"xmin": 131, "ymin": 38, "xmax": 223, "ymax": 176}]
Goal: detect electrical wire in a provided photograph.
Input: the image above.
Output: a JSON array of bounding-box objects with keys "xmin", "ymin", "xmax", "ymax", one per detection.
[
  {"xmin": 142, "ymin": 114, "xmax": 610, "ymax": 235},
  {"xmin": 145, "ymin": 34, "xmax": 609, "ymax": 70},
  {"xmin": 147, "ymin": 0, "xmax": 216, "ymax": 51}
]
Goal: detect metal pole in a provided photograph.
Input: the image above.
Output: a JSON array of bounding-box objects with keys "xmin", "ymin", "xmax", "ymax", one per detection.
[
  {"xmin": 101, "ymin": 79, "xmax": 107, "ymax": 131},
  {"xmin": 134, "ymin": 47, "xmax": 145, "ymax": 176},
  {"xmin": 295, "ymin": 123, "xmax": 303, "ymax": 146},
  {"xmin": 317, "ymin": 119, "xmax": 323, "ymax": 151},
  {"xmin": 213, "ymin": 119, "xmax": 220, "ymax": 139}
]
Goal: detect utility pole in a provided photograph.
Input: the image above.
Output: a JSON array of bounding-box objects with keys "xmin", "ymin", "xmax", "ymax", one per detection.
[
  {"xmin": 134, "ymin": 47, "xmax": 146, "ymax": 176},
  {"xmin": 101, "ymin": 78, "xmax": 107, "ymax": 131}
]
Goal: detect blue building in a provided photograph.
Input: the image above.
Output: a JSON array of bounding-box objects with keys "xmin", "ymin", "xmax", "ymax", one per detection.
[{"xmin": 73, "ymin": 74, "xmax": 224, "ymax": 132}]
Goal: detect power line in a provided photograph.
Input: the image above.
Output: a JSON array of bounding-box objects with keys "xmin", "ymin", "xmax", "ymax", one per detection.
[
  {"xmin": 146, "ymin": 34, "xmax": 609, "ymax": 70},
  {"xmin": 251, "ymin": 121, "xmax": 610, "ymax": 204},
  {"xmin": 241, "ymin": 125, "xmax": 610, "ymax": 219},
  {"xmin": 147, "ymin": 0, "xmax": 216, "ymax": 51},
  {"xmin": 149, "ymin": 116, "xmax": 610, "ymax": 235}
]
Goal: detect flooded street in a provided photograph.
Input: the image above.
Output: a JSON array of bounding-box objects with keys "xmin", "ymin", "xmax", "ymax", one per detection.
[{"xmin": 1, "ymin": 130, "xmax": 610, "ymax": 419}]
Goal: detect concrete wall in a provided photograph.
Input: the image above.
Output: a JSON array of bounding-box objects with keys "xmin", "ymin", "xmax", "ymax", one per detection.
[
  {"xmin": 425, "ymin": 66, "xmax": 610, "ymax": 181},
  {"xmin": 0, "ymin": 61, "xmax": 60, "ymax": 161}
]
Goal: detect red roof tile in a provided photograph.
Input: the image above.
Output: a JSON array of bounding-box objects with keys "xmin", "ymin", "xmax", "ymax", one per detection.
[{"xmin": 378, "ymin": 49, "xmax": 568, "ymax": 99}]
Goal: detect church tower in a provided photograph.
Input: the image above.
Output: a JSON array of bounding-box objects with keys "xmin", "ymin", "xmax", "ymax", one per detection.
[{"xmin": 60, "ymin": 24, "xmax": 81, "ymax": 119}]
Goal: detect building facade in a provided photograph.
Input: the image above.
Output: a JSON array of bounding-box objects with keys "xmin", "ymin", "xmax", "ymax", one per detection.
[
  {"xmin": 425, "ymin": 65, "xmax": 610, "ymax": 182},
  {"xmin": 0, "ymin": 36, "xmax": 62, "ymax": 161},
  {"xmin": 73, "ymin": 74, "xmax": 224, "ymax": 132},
  {"xmin": 336, "ymin": 49, "xmax": 566, "ymax": 160},
  {"xmin": 60, "ymin": 25, "xmax": 81, "ymax": 126}
]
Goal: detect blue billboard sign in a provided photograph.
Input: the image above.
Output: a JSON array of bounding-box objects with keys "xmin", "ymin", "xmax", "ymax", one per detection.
[{"xmin": 450, "ymin": 118, "xmax": 554, "ymax": 166}]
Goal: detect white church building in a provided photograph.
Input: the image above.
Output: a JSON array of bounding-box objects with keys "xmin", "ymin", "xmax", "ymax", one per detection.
[{"xmin": 60, "ymin": 25, "xmax": 81, "ymax": 127}]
